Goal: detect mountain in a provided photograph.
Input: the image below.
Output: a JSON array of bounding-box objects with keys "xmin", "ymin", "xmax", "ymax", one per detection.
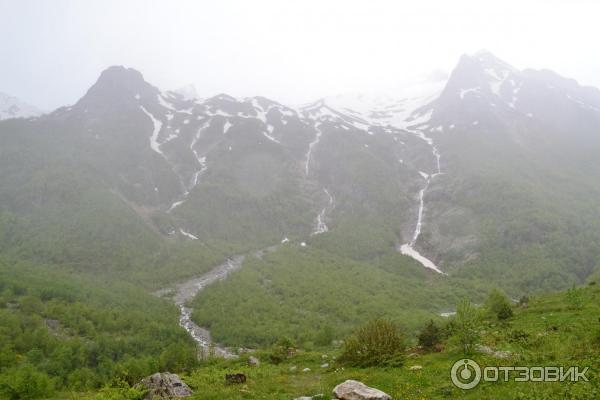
[
  {"xmin": 188, "ymin": 51, "xmax": 600, "ymax": 347},
  {"xmin": 0, "ymin": 91, "xmax": 42, "ymax": 120},
  {"xmin": 1, "ymin": 51, "xmax": 600, "ymax": 345}
]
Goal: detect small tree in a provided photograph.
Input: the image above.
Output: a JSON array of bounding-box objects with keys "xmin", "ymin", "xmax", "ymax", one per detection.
[
  {"xmin": 269, "ymin": 337, "xmax": 296, "ymax": 364},
  {"xmin": 485, "ymin": 289, "xmax": 513, "ymax": 320},
  {"xmin": 450, "ymin": 298, "xmax": 480, "ymax": 355},
  {"xmin": 339, "ymin": 319, "xmax": 405, "ymax": 367},
  {"xmin": 417, "ymin": 320, "xmax": 442, "ymax": 351}
]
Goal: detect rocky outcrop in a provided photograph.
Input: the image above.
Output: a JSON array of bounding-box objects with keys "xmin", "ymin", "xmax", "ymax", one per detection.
[
  {"xmin": 136, "ymin": 373, "xmax": 192, "ymax": 399},
  {"xmin": 332, "ymin": 380, "xmax": 391, "ymax": 400}
]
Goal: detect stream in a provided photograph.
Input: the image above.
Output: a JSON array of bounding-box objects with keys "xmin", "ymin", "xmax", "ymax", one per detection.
[
  {"xmin": 154, "ymin": 255, "xmax": 245, "ymax": 359},
  {"xmin": 398, "ymin": 128, "xmax": 446, "ymax": 275}
]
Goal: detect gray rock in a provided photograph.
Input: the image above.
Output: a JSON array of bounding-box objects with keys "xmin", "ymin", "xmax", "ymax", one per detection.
[
  {"xmin": 248, "ymin": 356, "xmax": 260, "ymax": 366},
  {"xmin": 136, "ymin": 372, "xmax": 192, "ymax": 399},
  {"xmin": 320, "ymin": 363, "xmax": 329, "ymax": 368},
  {"xmin": 476, "ymin": 344, "xmax": 512, "ymax": 359},
  {"xmin": 332, "ymin": 380, "xmax": 391, "ymax": 400}
]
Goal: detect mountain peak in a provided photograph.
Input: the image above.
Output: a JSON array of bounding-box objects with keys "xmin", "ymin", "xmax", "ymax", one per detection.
[
  {"xmin": 75, "ymin": 66, "xmax": 159, "ymax": 112},
  {"xmin": 439, "ymin": 50, "xmax": 520, "ymax": 104},
  {"xmin": 467, "ymin": 50, "xmax": 517, "ymax": 73},
  {"xmin": 93, "ymin": 65, "xmax": 150, "ymax": 93}
]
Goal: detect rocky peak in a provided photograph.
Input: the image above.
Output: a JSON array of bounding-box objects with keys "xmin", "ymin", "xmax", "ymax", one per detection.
[{"xmin": 74, "ymin": 65, "xmax": 159, "ymax": 114}]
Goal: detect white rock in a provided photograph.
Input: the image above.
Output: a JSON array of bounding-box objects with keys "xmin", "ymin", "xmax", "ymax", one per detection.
[{"xmin": 332, "ymin": 380, "xmax": 391, "ymax": 400}]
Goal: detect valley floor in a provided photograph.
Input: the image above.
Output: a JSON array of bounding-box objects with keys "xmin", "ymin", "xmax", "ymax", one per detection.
[{"xmin": 47, "ymin": 283, "xmax": 600, "ymax": 400}]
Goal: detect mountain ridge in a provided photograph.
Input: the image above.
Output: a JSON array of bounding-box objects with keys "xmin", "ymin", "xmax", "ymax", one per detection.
[{"xmin": 1, "ymin": 50, "xmax": 600, "ymax": 289}]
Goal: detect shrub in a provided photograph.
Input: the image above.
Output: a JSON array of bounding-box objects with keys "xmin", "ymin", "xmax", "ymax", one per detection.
[
  {"xmin": 566, "ymin": 287, "xmax": 584, "ymax": 310},
  {"xmin": 449, "ymin": 298, "xmax": 481, "ymax": 355},
  {"xmin": 485, "ymin": 289, "xmax": 513, "ymax": 320},
  {"xmin": 268, "ymin": 337, "xmax": 296, "ymax": 364},
  {"xmin": 338, "ymin": 318, "xmax": 405, "ymax": 367},
  {"xmin": 508, "ymin": 329, "xmax": 530, "ymax": 344},
  {"xmin": 83, "ymin": 380, "xmax": 144, "ymax": 400},
  {"xmin": 417, "ymin": 320, "xmax": 442, "ymax": 351}
]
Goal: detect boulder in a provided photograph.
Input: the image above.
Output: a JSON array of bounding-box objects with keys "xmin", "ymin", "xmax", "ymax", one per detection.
[
  {"xmin": 248, "ymin": 356, "xmax": 260, "ymax": 366},
  {"xmin": 225, "ymin": 373, "xmax": 246, "ymax": 384},
  {"xmin": 332, "ymin": 380, "xmax": 391, "ymax": 400},
  {"xmin": 136, "ymin": 372, "xmax": 192, "ymax": 399}
]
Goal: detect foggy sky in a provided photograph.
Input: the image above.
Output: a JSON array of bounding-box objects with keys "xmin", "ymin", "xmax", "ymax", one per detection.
[{"xmin": 1, "ymin": 0, "xmax": 599, "ymax": 111}]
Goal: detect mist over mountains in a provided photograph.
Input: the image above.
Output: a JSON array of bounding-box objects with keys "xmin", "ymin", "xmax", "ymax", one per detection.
[{"xmin": 2, "ymin": 50, "xmax": 600, "ymax": 289}]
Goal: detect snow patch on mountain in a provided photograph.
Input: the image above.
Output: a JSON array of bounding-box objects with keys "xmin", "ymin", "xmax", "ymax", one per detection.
[
  {"xmin": 172, "ymin": 84, "xmax": 199, "ymax": 101},
  {"xmin": 0, "ymin": 92, "xmax": 42, "ymax": 120},
  {"xmin": 179, "ymin": 229, "xmax": 199, "ymax": 240},
  {"xmin": 140, "ymin": 106, "xmax": 165, "ymax": 157}
]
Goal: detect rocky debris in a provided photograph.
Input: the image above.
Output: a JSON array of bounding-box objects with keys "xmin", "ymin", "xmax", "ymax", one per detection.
[
  {"xmin": 302, "ymin": 367, "xmax": 311, "ymax": 372},
  {"xmin": 321, "ymin": 363, "xmax": 329, "ymax": 368},
  {"xmin": 476, "ymin": 344, "xmax": 512, "ymax": 359},
  {"xmin": 225, "ymin": 373, "xmax": 247, "ymax": 384},
  {"xmin": 248, "ymin": 356, "xmax": 260, "ymax": 366},
  {"xmin": 409, "ymin": 365, "xmax": 422, "ymax": 370},
  {"xmin": 136, "ymin": 372, "xmax": 192, "ymax": 399},
  {"xmin": 295, "ymin": 395, "xmax": 324, "ymax": 400},
  {"xmin": 332, "ymin": 380, "xmax": 391, "ymax": 400}
]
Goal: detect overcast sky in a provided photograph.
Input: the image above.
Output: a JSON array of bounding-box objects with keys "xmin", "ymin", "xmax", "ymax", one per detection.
[{"xmin": 1, "ymin": 0, "xmax": 599, "ymax": 111}]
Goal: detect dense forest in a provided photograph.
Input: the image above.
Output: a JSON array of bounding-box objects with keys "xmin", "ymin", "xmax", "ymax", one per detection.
[{"xmin": 0, "ymin": 258, "xmax": 198, "ymax": 397}]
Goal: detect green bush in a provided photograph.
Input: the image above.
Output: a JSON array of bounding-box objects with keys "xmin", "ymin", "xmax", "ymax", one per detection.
[
  {"xmin": 268, "ymin": 337, "xmax": 296, "ymax": 364},
  {"xmin": 417, "ymin": 320, "xmax": 442, "ymax": 351},
  {"xmin": 485, "ymin": 289, "xmax": 514, "ymax": 320},
  {"xmin": 82, "ymin": 380, "xmax": 145, "ymax": 400},
  {"xmin": 338, "ymin": 319, "xmax": 405, "ymax": 367},
  {"xmin": 566, "ymin": 287, "xmax": 584, "ymax": 310}
]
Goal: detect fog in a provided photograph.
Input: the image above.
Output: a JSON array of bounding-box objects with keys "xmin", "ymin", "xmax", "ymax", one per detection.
[{"xmin": 1, "ymin": 0, "xmax": 599, "ymax": 110}]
